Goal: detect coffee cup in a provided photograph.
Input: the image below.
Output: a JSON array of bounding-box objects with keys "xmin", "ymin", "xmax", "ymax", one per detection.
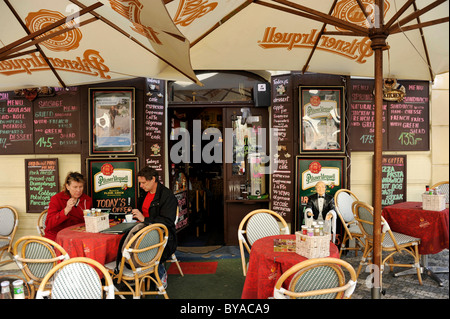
[{"xmin": 125, "ymin": 214, "xmax": 133, "ymax": 222}]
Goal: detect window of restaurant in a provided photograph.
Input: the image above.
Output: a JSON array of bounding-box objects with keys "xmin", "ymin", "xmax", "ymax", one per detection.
[{"xmin": 168, "ymin": 71, "xmax": 271, "ymax": 246}]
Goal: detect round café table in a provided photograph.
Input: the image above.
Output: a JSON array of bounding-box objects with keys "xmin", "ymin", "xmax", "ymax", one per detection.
[
  {"xmin": 241, "ymin": 234, "xmax": 339, "ymax": 299},
  {"xmin": 55, "ymin": 222, "xmax": 124, "ymax": 276}
]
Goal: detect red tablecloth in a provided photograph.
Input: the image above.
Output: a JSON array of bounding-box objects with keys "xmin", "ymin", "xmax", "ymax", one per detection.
[
  {"xmin": 241, "ymin": 234, "xmax": 339, "ymax": 299},
  {"xmin": 382, "ymin": 202, "xmax": 449, "ymax": 255},
  {"xmin": 55, "ymin": 222, "xmax": 124, "ymax": 274}
]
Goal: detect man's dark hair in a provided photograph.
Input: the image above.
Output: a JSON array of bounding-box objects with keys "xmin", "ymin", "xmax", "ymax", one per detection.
[{"xmin": 137, "ymin": 166, "xmax": 159, "ymax": 181}]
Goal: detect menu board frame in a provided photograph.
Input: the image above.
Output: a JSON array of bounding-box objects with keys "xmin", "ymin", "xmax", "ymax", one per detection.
[
  {"xmin": 294, "ymin": 155, "xmax": 347, "ymax": 230},
  {"xmin": 86, "ymin": 157, "xmax": 139, "ymax": 216},
  {"xmin": 88, "ymin": 88, "xmax": 135, "ymax": 156},
  {"xmin": 348, "ymin": 79, "xmax": 430, "ymax": 151},
  {"xmin": 25, "ymin": 158, "xmax": 59, "ymax": 213},
  {"xmin": 299, "ymin": 86, "xmax": 345, "ymax": 154}
]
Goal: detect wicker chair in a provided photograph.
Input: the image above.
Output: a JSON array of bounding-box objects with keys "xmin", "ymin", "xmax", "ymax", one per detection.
[
  {"xmin": 166, "ymin": 207, "xmax": 183, "ymax": 276},
  {"xmin": 352, "ymin": 201, "xmax": 423, "ymax": 286},
  {"xmin": 36, "ymin": 209, "xmax": 47, "ymax": 236},
  {"xmin": 35, "ymin": 257, "xmax": 114, "ymax": 299},
  {"xmin": 334, "ymin": 189, "xmax": 364, "ymax": 257},
  {"xmin": 238, "ymin": 209, "xmax": 290, "ymax": 276},
  {"xmin": 105, "ymin": 223, "xmax": 169, "ymax": 299},
  {"xmin": 12, "ymin": 236, "xmax": 70, "ymax": 298},
  {"xmin": 431, "ymin": 181, "xmax": 449, "ymax": 204},
  {"xmin": 0, "ymin": 206, "xmax": 19, "ymax": 268},
  {"xmin": 273, "ymin": 258, "xmax": 357, "ymax": 299}
]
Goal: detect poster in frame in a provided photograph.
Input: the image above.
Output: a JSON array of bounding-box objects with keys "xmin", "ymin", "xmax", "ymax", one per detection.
[
  {"xmin": 86, "ymin": 157, "xmax": 139, "ymax": 217},
  {"xmin": 299, "ymin": 86, "xmax": 345, "ymax": 154},
  {"xmin": 294, "ymin": 155, "xmax": 347, "ymax": 231},
  {"xmin": 89, "ymin": 88, "xmax": 135, "ymax": 156}
]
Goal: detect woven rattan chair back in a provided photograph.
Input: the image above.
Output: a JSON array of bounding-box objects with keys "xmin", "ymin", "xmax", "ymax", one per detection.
[
  {"xmin": 36, "ymin": 257, "xmax": 114, "ymax": 299},
  {"xmin": 335, "ymin": 189, "xmax": 359, "ymax": 223},
  {"xmin": 105, "ymin": 223, "xmax": 169, "ymax": 299},
  {"xmin": 37, "ymin": 209, "xmax": 48, "ymax": 236},
  {"xmin": 238, "ymin": 209, "xmax": 290, "ymax": 276},
  {"xmin": 352, "ymin": 201, "xmax": 376, "ymax": 241},
  {"xmin": 273, "ymin": 258, "xmax": 357, "ymax": 299},
  {"xmin": 0, "ymin": 206, "xmax": 19, "ymax": 268},
  {"xmin": 12, "ymin": 236, "xmax": 70, "ymax": 298},
  {"xmin": 431, "ymin": 181, "xmax": 449, "ymax": 203}
]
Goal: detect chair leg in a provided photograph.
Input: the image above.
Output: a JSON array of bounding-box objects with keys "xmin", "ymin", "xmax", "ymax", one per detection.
[
  {"xmin": 415, "ymin": 246, "xmax": 423, "ymax": 285},
  {"xmin": 356, "ymin": 245, "xmax": 371, "ymax": 279},
  {"xmin": 239, "ymin": 242, "xmax": 247, "ymax": 276},
  {"xmin": 339, "ymin": 233, "xmax": 349, "ymax": 258}
]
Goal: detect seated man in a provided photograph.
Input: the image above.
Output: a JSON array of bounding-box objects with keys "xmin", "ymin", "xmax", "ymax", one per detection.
[{"xmin": 304, "ymin": 181, "xmax": 337, "ymax": 243}]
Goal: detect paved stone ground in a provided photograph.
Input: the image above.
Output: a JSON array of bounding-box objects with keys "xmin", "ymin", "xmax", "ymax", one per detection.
[{"xmin": 340, "ymin": 248, "xmax": 449, "ymax": 299}]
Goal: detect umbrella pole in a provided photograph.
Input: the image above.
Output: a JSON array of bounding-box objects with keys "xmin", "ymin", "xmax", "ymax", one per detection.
[{"xmin": 371, "ymin": 0, "xmax": 387, "ymax": 299}]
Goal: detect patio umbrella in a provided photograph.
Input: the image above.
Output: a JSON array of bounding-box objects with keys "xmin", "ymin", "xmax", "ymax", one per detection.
[
  {"xmin": 164, "ymin": 0, "xmax": 449, "ymax": 298},
  {"xmin": 0, "ymin": 0, "xmax": 200, "ymax": 90}
]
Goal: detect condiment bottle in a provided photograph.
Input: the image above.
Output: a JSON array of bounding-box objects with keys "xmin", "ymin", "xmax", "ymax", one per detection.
[
  {"xmin": 301, "ymin": 225, "xmax": 307, "ymax": 235},
  {"xmin": 12, "ymin": 280, "xmax": 25, "ymax": 299},
  {"xmin": 1, "ymin": 281, "xmax": 12, "ymax": 299},
  {"xmin": 318, "ymin": 221, "xmax": 324, "ymax": 236},
  {"xmin": 307, "ymin": 227, "xmax": 314, "ymax": 237},
  {"xmin": 314, "ymin": 225, "xmax": 320, "ymax": 236}
]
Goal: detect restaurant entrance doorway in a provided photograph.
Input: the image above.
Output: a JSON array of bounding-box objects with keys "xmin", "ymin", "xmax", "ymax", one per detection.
[
  {"xmin": 168, "ymin": 71, "xmax": 272, "ymax": 246},
  {"xmin": 168, "ymin": 107, "xmax": 225, "ymax": 246}
]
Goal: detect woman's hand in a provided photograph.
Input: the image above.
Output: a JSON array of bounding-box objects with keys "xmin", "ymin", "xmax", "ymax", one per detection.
[
  {"xmin": 65, "ymin": 197, "xmax": 78, "ymax": 215},
  {"xmin": 131, "ymin": 209, "xmax": 145, "ymax": 222}
]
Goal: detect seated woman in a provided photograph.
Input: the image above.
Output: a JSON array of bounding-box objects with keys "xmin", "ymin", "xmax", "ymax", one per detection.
[{"xmin": 44, "ymin": 172, "xmax": 93, "ymax": 241}]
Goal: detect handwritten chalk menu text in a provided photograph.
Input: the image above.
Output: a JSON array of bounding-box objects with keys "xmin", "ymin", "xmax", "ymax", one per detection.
[
  {"xmin": 25, "ymin": 158, "xmax": 59, "ymax": 213},
  {"xmin": 144, "ymin": 79, "xmax": 166, "ymax": 181},
  {"xmin": 388, "ymin": 81, "xmax": 429, "ymax": 151},
  {"xmin": 348, "ymin": 79, "xmax": 429, "ymax": 151},
  {"xmin": 0, "ymin": 92, "xmax": 34, "ymax": 154},
  {"xmin": 270, "ymin": 75, "xmax": 295, "ymax": 223},
  {"xmin": 348, "ymin": 80, "xmax": 388, "ymax": 151},
  {"xmin": 0, "ymin": 89, "xmax": 80, "ymax": 154},
  {"xmin": 34, "ymin": 88, "xmax": 81, "ymax": 153},
  {"xmin": 380, "ymin": 155, "xmax": 407, "ymax": 207}
]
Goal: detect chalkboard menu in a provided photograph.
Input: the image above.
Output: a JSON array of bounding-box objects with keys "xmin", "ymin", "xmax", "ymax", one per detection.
[
  {"xmin": 144, "ymin": 78, "xmax": 166, "ymax": 182},
  {"xmin": 271, "ymin": 75, "xmax": 295, "ymax": 223},
  {"xmin": 0, "ymin": 92, "xmax": 34, "ymax": 154},
  {"xmin": 0, "ymin": 88, "xmax": 81, "ymax": 154},
  {"xmin": 380, "ymin": 155, "xmax": 407, "ymax": 207},
  {"xmin": 25, "ymin": 158, "xmax": 59, "ymax": 213},
  {"xmin": 34, "ymin": 88, "xmax": 81, "ymax": 153},
  {"xmin": 387, "ymin": 82, "xmax": 429, "ymax": 151},
  {"xmin": 348, "ymin": 79, "xmax": 429, "ymax": 151}
]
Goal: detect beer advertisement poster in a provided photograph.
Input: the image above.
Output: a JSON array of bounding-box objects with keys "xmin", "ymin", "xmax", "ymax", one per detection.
[
  {"xmin": 295, "ymin": 156, "xmax": 347, "ymax": 229},
  {"xmin": 87, "ymin": 158, "xmax": 138, "ymax": 216}
]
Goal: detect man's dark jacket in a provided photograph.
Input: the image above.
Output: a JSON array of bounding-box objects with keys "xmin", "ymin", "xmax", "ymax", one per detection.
[{"xmin": 137, "ymin": 182, "xmax": 177, "ymax": 262}]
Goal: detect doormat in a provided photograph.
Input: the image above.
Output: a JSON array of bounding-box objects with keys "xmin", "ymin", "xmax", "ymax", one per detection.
[{"xmin": 167, "ymin": 261, "xmax": 218, "ymax": 275}]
